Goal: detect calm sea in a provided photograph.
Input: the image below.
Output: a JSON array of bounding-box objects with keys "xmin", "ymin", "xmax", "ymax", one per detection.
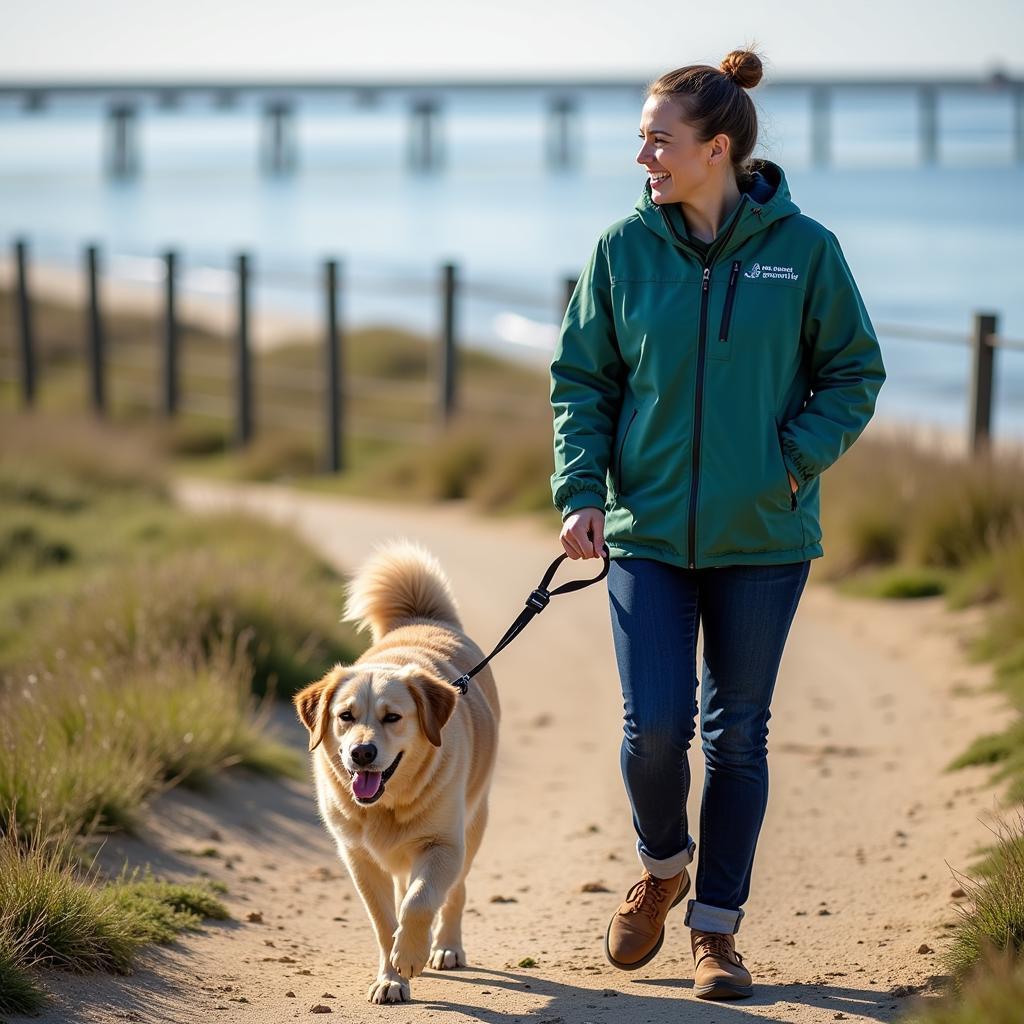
[{"xmin": 1, "ymin": 86, "xmax": 1022, "ymax": 437}]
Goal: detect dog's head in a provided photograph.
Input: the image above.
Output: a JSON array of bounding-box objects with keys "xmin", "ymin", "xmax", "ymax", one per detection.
[{"xmin": 293, "ymin": 661, "xmax": 457, "ymax": 806}]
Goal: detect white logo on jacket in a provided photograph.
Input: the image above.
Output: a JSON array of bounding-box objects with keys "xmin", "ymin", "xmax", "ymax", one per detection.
[{"xmin": 744, "ymin": 261, "xmax": 799, "ymax": 281}]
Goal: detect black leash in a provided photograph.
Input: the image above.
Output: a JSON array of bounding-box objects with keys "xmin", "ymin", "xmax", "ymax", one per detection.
[{"xmin": 448, "ymin": 544, "xmax": 610, "ymax": 694}]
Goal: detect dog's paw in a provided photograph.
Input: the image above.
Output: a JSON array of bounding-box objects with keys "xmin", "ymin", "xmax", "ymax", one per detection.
[
  {"xmin": 428, "ymin": 945, "xmax": 467, "ymax": 970},
  {"xmin": 390, "ymin": 923, "xmax": 431, "ymax": 979},
  {"xmin": 367, "ymin": 972, "xmax": 410, "ymax": 1004}
]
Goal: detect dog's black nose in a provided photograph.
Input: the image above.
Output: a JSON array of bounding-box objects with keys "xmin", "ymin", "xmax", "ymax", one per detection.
[{"xmin": 351, "ymin": 743, "xmax": 377, "ymax": 767}]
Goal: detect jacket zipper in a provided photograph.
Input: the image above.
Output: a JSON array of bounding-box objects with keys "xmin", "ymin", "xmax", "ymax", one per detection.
[
  {"xmin": 687, "ymin": 267, "xmax": 711, "ymax": 569},
  {"xmin": 616, "ymin": 406, "xmax": 638, "ymax": 490},
  {"xmin": 661, "ymin": 195, "xmax": 749, "ymax": 569},
  {"xmin": 718, "ymin": 260, "xmax": 741, "ymax": 344}
]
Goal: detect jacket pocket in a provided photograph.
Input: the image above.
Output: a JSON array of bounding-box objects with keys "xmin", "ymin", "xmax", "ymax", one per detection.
[
  {"xmin": 773, "ymin": 415, "xmax": 798, "ymax": 512},
  {"xmin": 709, "ymin": 260, "xmax": 741, "ymax": 363},
  {"xmin": 614, "ymin": 405, "xmax": 639, "ymax": 494}
]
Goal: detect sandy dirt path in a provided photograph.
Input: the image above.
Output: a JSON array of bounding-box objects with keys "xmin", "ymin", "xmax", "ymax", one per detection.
[{"xmin": 20, "ymin": 476, "xmax": 1017, "ymax": 1024}]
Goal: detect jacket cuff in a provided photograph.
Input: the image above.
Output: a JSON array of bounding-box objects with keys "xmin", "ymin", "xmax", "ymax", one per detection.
[{"xmin": 558, "ymin": 489, "xmax": 607, "ymax": 521}]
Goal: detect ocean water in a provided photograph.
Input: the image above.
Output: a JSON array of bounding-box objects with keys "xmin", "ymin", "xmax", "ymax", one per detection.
[{"xmin": 0, "ymin": 85, "xmax": 1022, "ymax": 438}]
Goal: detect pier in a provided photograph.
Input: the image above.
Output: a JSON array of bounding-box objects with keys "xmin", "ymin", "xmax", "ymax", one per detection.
[{"xmin": 1, "ymin": 73, "xmax": 1021, "ymax": 178}]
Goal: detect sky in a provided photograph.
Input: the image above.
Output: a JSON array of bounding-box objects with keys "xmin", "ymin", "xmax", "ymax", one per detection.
[{"xmin": 1, "ymin": 0, "xmax": 1021, "ymax": 81}]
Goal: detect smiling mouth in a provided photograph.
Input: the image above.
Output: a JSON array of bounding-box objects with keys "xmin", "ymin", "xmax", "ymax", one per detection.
[{"xmin": 348, "ymin": 751, "xmax": 404, "ymax": 805}]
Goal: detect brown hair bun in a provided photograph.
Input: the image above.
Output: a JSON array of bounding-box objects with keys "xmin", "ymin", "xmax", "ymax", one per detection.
[{"xmin": 720, "ymin": 50, "xmax": 763, "ymax": 90}]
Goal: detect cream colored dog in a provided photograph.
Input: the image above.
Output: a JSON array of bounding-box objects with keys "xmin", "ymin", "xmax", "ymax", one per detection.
[{"xmin": 293, "ymin": 538, "xmax": 500, "ymax": 1005}]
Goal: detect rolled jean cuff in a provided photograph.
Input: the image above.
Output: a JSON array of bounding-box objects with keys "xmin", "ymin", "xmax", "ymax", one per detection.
[
  {"xmin": 636, "ymin": 835, "xmax": 696, "ymax": 878},
  {"xmin": 684, "ymin": 899, "xmax": 745, "ymax": 935}
]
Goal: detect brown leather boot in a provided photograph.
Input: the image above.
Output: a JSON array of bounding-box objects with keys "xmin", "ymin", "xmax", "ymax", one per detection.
[
  {"xmin": 603, "ymin": 867, "xmax": 690, "ymax": 970},
  {"xmin": 691, "ymin": 928, "xmax": 753, "ymax": 999}
]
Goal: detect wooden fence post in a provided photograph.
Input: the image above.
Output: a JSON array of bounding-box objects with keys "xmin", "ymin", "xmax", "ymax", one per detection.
[
  {"xmin": 324, "ymin": 258, "xmax": 343, "ymax": 472},
  {"xmin": 85, "ymin": 243, "xmax": 105, "ymax": 416},
  {"xmin": 162, "ymin": 249, "xmax": 179, "ymax": 417},
  {"xmin": 14, "ymin": 238, "xmax": 35, "ymax": 408},
  {"xmin": 235, "ymin": 251, "xmax": 252, "ymax": 446},
  {"xmin": 440, "ymin": 261, "xmax": 457, "ymax": 424},
  {"xmin": 968, "ymin": 311, "xmax": 997, "ymax": 455}
]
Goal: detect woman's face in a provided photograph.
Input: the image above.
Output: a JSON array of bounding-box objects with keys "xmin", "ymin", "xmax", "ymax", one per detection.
[{"xmin": 635, "ymin": 93, "xmax": 719, "ymax": 204}]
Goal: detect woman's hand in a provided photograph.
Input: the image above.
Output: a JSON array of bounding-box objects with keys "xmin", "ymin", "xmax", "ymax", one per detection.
[
  {"xmin": 560, "ymin": 507, "xmax": 605, "ymax": 559},
  {"xmin": 787, "ymin": 471, "xmax": 799, "ymax": 494}
]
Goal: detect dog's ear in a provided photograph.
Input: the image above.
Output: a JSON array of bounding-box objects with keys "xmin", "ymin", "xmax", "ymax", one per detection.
[
  {"xmin": 293, "ymin": 668, "xmax": 344, "ymax": 752},
  {"xmin": 405, "ymin": 671, "xmax": 457, "ymax": 748}
]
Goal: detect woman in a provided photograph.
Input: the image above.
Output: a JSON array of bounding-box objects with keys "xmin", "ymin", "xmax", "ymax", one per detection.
[{"xmin": 548, "ymin": 49, "xmax": 886, "ymax": 1000}]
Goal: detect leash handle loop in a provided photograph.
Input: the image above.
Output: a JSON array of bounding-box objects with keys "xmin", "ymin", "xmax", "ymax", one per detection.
[{"xmin": 448, "ymin": 544, "xmax": 609, "ymax": 693}]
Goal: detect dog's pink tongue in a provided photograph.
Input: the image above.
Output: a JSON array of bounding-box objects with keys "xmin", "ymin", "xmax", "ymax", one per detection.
[{"xmin": 353, "ymin": 771, "xmax": 382, "ymax": 800}]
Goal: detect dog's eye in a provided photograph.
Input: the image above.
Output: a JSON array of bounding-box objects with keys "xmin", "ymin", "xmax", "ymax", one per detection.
[
  {"xmin": 382, "ymin": 713, "xmax": 402, "ymax": 724},
  {"xmin": 338, "ymin": 710, "xmax": 353, "ymax": 722}
]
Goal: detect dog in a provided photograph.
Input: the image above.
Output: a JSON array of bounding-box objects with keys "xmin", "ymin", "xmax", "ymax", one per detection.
[{"xmin": 293, "ymin": 538, "xmax": 501, "ymax": 1004}]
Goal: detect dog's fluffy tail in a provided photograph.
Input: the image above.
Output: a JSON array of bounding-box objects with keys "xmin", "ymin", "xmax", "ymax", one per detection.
[{"xmin": 341, "ymin": 538, "xmax": 463, "ymax": 643}]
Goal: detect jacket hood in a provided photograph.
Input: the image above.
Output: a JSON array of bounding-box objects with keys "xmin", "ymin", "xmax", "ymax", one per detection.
[{"xmin": 633, "ymin": 158, "xmax": 801, "ymax": 260}]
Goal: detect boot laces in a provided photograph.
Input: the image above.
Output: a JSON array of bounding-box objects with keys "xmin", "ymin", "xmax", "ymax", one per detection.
[
  {"xmin": 694, "ymin": 931, "xmax": 744, "ymax": 966},
  {"xmin": 623, "ymin": 872, "xmax": 669, "ymax": 922}
]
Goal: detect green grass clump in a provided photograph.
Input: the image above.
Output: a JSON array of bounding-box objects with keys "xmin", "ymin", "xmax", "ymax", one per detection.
[
  {"xmin": 0, "ymin": 821, "xmax": 229, "ymax": 1015},
  {"xmin": 0, "ymin": 825, "xmax": 138, "ymax": 977},
  {"xmin": 0, "ymin": 928, "xmax": 45, "ymax": 1015},
  {"xmin": 0, "ymin": 519, "xmax": 75, "ymax": 570},
  {"xmin": 0, "ymin": 409, "xmax": 168, "ymax": 503},
  {"xmin": 873, "ymin": 569, "xmax": 947, "ymax": 599},
  {"xmin": 943, "ymin": 810, "xmax": 1024, "ymax": 984},
  {"xmin": 838, "ymin": 564, "xmax": 950, "ymax": 600},
  {"xmin": 900, "ymin": 945, "xmax": 1024, "ymax": 1024},
  {"xmin": 232, "ymin": 431, "xmax": 322, "ymax": 481},
  {"xmin": 947, "ymin": 722, "xmax": 1024, "ymax": 804},
  {"xmin": 1, "ymin": 617, "xmax": 303, "ymax": 838},
  {"xmin": 3, "ymin": 540, "xmax": 357, "ymax": 701},
  {"xmin": 108, "ymin": 870, "xmax": 230, "ymax": 945},
  {"xmin": 820, "ymin": 429, "xmax": 1024, "ymax": 581},
  {"xmin": 897, "ymin": 811, "xmax": 1024, "ymax": 1022}
]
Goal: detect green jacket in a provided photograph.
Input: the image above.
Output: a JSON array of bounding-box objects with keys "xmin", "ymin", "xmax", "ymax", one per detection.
[{"xmin": 549, "ymin": 158, "xmax": 886, "ymax": 569}]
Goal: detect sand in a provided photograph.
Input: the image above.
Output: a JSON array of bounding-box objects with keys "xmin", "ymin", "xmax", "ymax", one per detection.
[{"xmin": 15, "ymin": 474, "xmax": 1019, "ymax": 1023}]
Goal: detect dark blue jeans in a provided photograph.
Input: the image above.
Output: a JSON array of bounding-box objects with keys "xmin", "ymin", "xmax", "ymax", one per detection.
[{"xmin": 606, "ymin": 556, "xmax": 811, "ymax": 935}]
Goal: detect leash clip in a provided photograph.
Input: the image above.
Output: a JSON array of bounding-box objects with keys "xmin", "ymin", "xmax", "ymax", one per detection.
[{"xmin": 446, "ymin": 545, "xmax": 609, "ymax": 695}]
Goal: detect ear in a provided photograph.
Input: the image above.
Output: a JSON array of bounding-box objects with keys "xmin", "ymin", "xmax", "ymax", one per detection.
[
  {"xmin": 293, "ymin": 667, "xmax": 344, "ymax": 752},
  {"xmin": 405, "ymin": 671, "xmax": 458, "ymax": 748}
]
